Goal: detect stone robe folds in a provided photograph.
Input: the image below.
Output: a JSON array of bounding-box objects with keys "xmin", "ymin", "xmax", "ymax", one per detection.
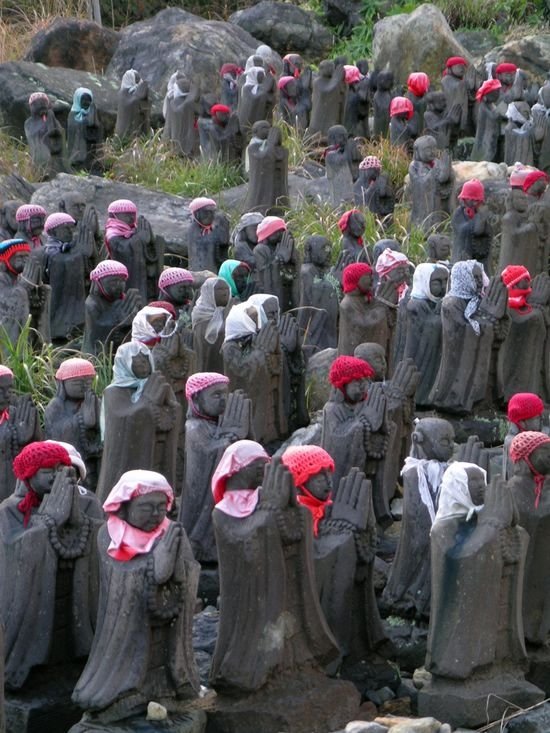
[{"xmin": 404, "ymin": 299, "xmax": 443, "ymax": 406}]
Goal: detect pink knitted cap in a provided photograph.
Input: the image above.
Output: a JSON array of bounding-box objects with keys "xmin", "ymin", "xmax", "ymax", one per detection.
[
  {"xmin": 0, "ymin": 365, "xmax": 13, "ymax": 378},
  {"xmin": 56, "ymin": 357, "xmax": 96, "ymax": 381},
  {"xmin": 185, "ymin": 372, "xmax": 229, "ymax": 401},
  {"xmin": 189, "ymin": 197, "xmax": 216, "ymax": 214},
  {"xmin": 256, "ymin": 216, "xmax": 287, "ymax": 242},
  {"xmin": 107, "ymin": 199, "xmax": 138, "ymax": 215},
  {"xmin": 90, "ymin": 260, "xmax": 129, "ymax": 281},
  {"xmin": 16, "ymin": 204, "xmax": 47, "ymax": 222},
  {"xmin": 159, "ymin": 267, "xmax": 193, "ymax": 291},
  {"xmin": 375, "ymin": 248, "xmax": 410, "ymax": 277},
  {"xmin": 359, "ymin": 155, "xmax": 381, "ymax": 170},
  {"xmin": 29, "ymin": 92, "xmax": 50, "ymax": 106},
  {"xmin": 44, "ymin": 212, "xmax": 76, "ymax": 233},
  {"xmin": 344, "ymin": 65, "xmax": 361, "ymax": 84}
]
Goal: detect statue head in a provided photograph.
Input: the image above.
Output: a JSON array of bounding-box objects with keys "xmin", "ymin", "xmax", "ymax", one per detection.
[
  {"xmin": 0, "ymin": 366, "xmax": 14, "ymax": 412},
  {"xmin": 413, "ymin": 135, "xmax": 437, "ymax": 164},
  {"xmin": 376, "ymin": 70, "xmax": 394, "ymax": 92},
  {"xmin": 508, "ymin": 187, "xmax": 529, "ymax": 213},
  {"xmin": 375, "ymin": 247, "xmax": 411, "ymax": 285},
  {"xmin": 131, "ymin": 352, "xmax": 152, "ymax": 379},
  {"xmin": 55, "ymin": 358, "xmax": 96, "ymax": 401},
  {"xmin": 372, "ymin": 238, "xmax": 400, "ymax": 264},
  {"xmin": 425, "ymin": 91, "xmax": 446, "ymax": 114},
  {"xmin": 218, "ymin": 260, "xmax": 250, "ymax": 298},
  {"xmin": 495, "ymin": 62, "xmax": 517, "ymax": 88},
  {"xmin": 445, "ymin": 56, "xmax": 467, "ymax": 79},
  {"xmin": 458, "ymin": 178, "xmax": 485, "ymax": 211},
  {"xmin": 359, "ymin": 155, "xmax": 381, "ymax": 183},
  {"xmin": 319, "ymin": 60, "xmax": 335, "ymax": 78},
  {"xmin": 354, "ymin": 342, "xmax": 386, "ymax": 381},
  {"xmin": 0, "ymin": 238, "xmax": 30, "ymax": 276},
  {"xmin": 356, "ymin": 59, "xmax": 369, "ymax": 76},
  {"xmin": 213, "ymin": 441, "xmax": 270, "ymax": 506},
  {"xmin": 90, "ymin": 260, "xmax": 128, "ymax": 300},
  {"xmin": 510, "ymin": 432, "xmax": 550, "ymax": 498},
  {"xmin": 411, "ymin": 418, "xmax": 454, "ymax": 461},
  {"xmin": 16, "ymin": 204, "xmax": 47, "ymax": 237},
  {"xmin": 44, "ymin": 212, "xmax": 76, "ymax": 244},
  {"xmin": 539, "ymin": 84, "xmax": 550, "ymax": 108},
  {"xmin": 283, "ymin": 53, "xmax": 303, "ymax": 77},
  {"xmin": 282, "ymin": 445, "xmax": 335, "ymax": 503},
  {"xmin": 278, "ymin": 76, "xmax": 297, "ymax": 98},
  {"xmin": 59, "ymin": 192, "xmax": 86, "ymax": 222},
  {"xmin": 28, "ymin": 92, "xmax": 50, "ymax": 119},
  {"xmin": 107, "ymin": 199, "xmax": 138, "ymax": 227},
  {"xmin": 465, "ymin": 465, "xmax": 486, "ymax": 505},
  {"xmin": 158, "ymin": 266, "xmax": 194, "ymax": 305},
  {"xmin": 342, "ymin": 262, "xmax": 374, "ymax": 297},
  {"xmin": 507, "ymin": 392, "xmax": 544, "ymax": 432},
  {"xmin": 256, "ymin": 215, "xmax": 286, "ymax": 246},
  {"xmin": 327, "ymin": 124, "xmax": 347, "ymax": 150},
  {"xmin": 13, "ymin": 441, "xmax": 72, "ymax": 499},
  {"xmin": 251, "ymin": 119, "xmax": 271, "ymax": 141},
  {"xmin": 523, "ymin": 170, "xmax": 549, "ymax": 199},
  {"xmin": 233, "ymin": 211, "xmax": 263, "ymax": 246},
  {"xmin": 338, "ymin": 209, "xmax": 365, "ymax": 238},
  {"xmin": 427, "ymin": 233, "xmax": 451, "ymax": 261},
  {"xmin": 189, "ymin": 196, "xmax": 217, "ymax": 228},
  {"xmin": 304, "ymin": 235, "xmax": 331, "ymax": 267},
  {"xmin": 429, "ymin": 266, "xmax": 449, "ymax": 298},
  {"xmin": 185, "ymin": 372, "xmax": 229, "ymax": 419},
  {"xmin": 329, "ymin": 355, "xmax": 374, "ymax": 404}
]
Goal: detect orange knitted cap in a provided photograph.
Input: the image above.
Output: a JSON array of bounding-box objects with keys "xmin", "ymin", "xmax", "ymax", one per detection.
[{"xmin": 282, "ymin": 445, "xmax": 334, "ymax": 488}]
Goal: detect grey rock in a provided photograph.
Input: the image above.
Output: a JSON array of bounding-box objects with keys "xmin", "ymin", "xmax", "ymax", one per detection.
[
  {"xmin": 305, "ymin": 347, "xmax": 337, "ymax": 413},
  {"xmin": 454, "ymin": 29, "xmax": 499, "ymax": 59},
  {"xmin": 390, "ymin": 719, "xmax": 441, "ymax": 733},
  {"xmin": 322, "ymin": 0, "xmax": 362, "ymax": 35},
  {"xmin": 273, "ymin": 420, "xmax": 323, "ymax": 457},
  {"xmin": 0, "ymin": 61, "xmax": 127, "ymax": 139},
  {"xmin": 24, "ymin": 18, "xmax": 119, "ymax": 74},
  {"xmin": 372, "ymin": 4, "xmax": 474, "ymax": 87},
  {"xmin": 484, "ymin": 34, "xmax": 550, "ymax": 83},
  {"xmin": 345, "ymin": 723, "xmax": 388, "ymax": 733},
  {"xmin": 31, "ymin": 173, "xmax": 192, "ymax": 256},
  {"xmin": 229, "ymin": 2, "xmax": 333, "ymax": 60},
  {"xmin": 503, "ymin": 699, "xmax": 550, "ymax": 732},
  {"xmin": 106, "ymin": 8, "xmax": 264, "ymax": 99},
  {"xmin": 0, "ymin": 173, "xmax": 35, "ymax": 203},
  {"xmin": 218, "ymin": 171, "xmax": 326, "ymax": 214}
]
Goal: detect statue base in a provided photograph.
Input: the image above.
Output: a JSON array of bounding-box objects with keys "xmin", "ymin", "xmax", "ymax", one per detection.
[
  {"xmin": 68, "ymin": 710, "xmax": 207, "ymax": 733},
  {"xmin": 527, "ymin": 643, "xmax": 550, "ymax": 695},
  {"xmin": 5, "ymin": 663, "xmax": 84, "ymax": 733},
  {"xmin": 205, "ymin": 669, "xmax": 360, "ymax": 733},
  {"xmin": 417, "ymin": 673, "xmax": 544, "ymax": 729}
]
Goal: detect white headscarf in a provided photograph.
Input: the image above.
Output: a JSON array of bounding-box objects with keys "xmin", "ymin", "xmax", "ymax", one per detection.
[
  {"xmin": 401, "ymin": 456, "xmax": 448, "ymax": 524},
  {"xmin": 224, "ymin": 302, "xmax": 259, "ymax": 342},
  {"xmin": 121, "ymin": 69, "xmax": 140, "ymax": 93},
  {"xmin": 447, "ymin": 260, "xmax": 484, "ymax": 335},
  {"xmin": 247, "ymin": 293, "xmax": 280, "ymax": 326},
  {"xmin": 131, "ymin": 305, "xmax": 173, "ymax": 344},
  {"xmin": 231, "ymin": 211, "xmax": 264, "ymax": 246},
  {"xmin": 432, "ymin": 461, "xmax": 486, "ymax": 527},
  {"xmin": 163, "ymin": 71, "xmax": 189, "ymax": 118},
  {"xmin": 108, "ymin": 341, "xmax": 154, "ymax": 402},
  {"xmin": 191, "ymin": 277, "xmax": 229, "ymax": 344},
  {"xmin": 244, "ymin": 67, "xmax": 265, "ymax": 96},
  {"xmin": 410, "ymin": 263, "xmax": 448, "ymax": 303},
  {"xmin": 506, "ymin": 102, "xmax": 530, "ymax": 126}
]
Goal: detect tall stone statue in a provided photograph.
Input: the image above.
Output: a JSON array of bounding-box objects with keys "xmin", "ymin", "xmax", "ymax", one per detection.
[
  {"xmin": 71, "ymin": 470, "xmax": 203, "ymax": 730},
  {"xmin": 114, "ymin": 69, "xmax": 151, "ymax": 140},
  {"xmin": 161, "ymin": 71, "xmax": 199, "ymax": 158},
  {"xmin": 277, "ymin": 76, "xmax": 309, "ymax": 131},
  {"xmin": 441, "ymin": 56, "xmax": 471, "ymax": 140},
  {"xmin": 24, "ymin": 92, "xmax": 66, "ymax": 179},
  {"xmin": 67, "ymin": 87, "xmax": 103, "ymax": 173},
  {"xmin": 344, "ymin": 65, "xmax": 370, "ymax": 138},
  {"xmin": 498, "ymin": 184, "xmax": 540, "ymax": 275},
  {"xmin": 220, "ymin": 62, "xmax": 242, "ymax": 111},
  {"xmin": 283, "ymin": 53, "xmax": 313, "ymax": 128},
  {"xmin": 325, "ymin": 124, "xmax": 360, "ymax": 205},
  {"xmin": 0, "ymin": 442, "xmax": 102, "ymax": 690},
  {"xmin": 44, "ymin": 358, "xmax": 101, "ymax": 493},
  {"xmin": 389, "ymin": 96, "xmax": 416, "ymax": 152},
  {"xmin": 408, "ymin": 135, "xmax": 453, "ymax": 233},
  {"xmin": 244, "ymin": 122, "xmax": 289, "ymax": 215},
  {"xmin": 308, "ymin": 60, "xmax": 347, "ymax": 138},
  {"xmin": 354, "ymin": 156, "xmax": 395, "ymax": 218},
  {"xmin": 452, "ymin": 179, "xmax": 493, "ymax": 273},
  {"xmin": 504, "ymin": 100, "xmax": 537, "ymax": 166},
  {"xmin": 254, "ymin": 216, "xmax": 299, "ymax": 313},
  {"xmin": 372, "ymin": 70, "xmax": 394, "ymax": 138},
  {"xmin": 59, "ymin": 193, "xmax": 101, "ymax": 278},
  {"xmin": 191, "ymin": 276, "xmax": 231, "ymax": 373},
  {"xmin": 187, "ymin": 196, "xmax": 230, "ymax": 273},
  {"xmin": 471, "ymin": 79, "xmax": 506, "ymax": 162},
  {"xmin": 532, "ymin": 84, "xmax": 550, "ymax": 174},
  {"xmin": 237, "ymin": 66, "xmax": 276, "ymax": 136}
]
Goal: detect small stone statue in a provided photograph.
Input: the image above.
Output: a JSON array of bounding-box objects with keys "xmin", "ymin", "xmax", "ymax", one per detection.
[
  {"xmin": 406, "ymin": 71, "xmax": 430, "ymax": 131},
  {"xmin": 298, "ymin": 235, "xmax": 343, "ymax": 357},
  {"xmin": 0, "ymin": 365, "xmax": 42, "ymax": 503},
  {"xmin": 471, "ymin": 79, "xmax": 506, "ymax": 162},
  {"xmin": 441, "ymin": 56, "xmax": 472, "ymax": 139},
  {"xmin": 200, "ymin": 103, "xmax": 242, "ymax": 165},
  {"xmin": 44, "ymin": 358, "xmax": 101, "ymax": 493},
  {"xmin": 308, "ymin": 60, "xmax": 347, "ymax": 138},
  {"xmin": 499, "ymin": 185, "xmax": 540, "ymax": 276},
  {"xmin": 210, "ymin": 453, "xmax": 340, "ymax": 691},
  {"xmin": 114, "ymin": 69, "xmax": 151, "ymax": 140},
  {"xmin": 158, "ymin": 266, "xmax": 195, "ymax": 328},
  {"xmin": 231, "ymin": 211, "xmax": 263, "ymax": 272},
  {"xmin": 325, "ymin": 124, "xmax": 361, "ymax": 205},
  {"xmin": 498, "ymin": 267, "xmax": 550, "ymax": 401},
  {"xmin": 283, "ymin": 53, "xmax": 313, "ymax": 126},
  {"xmin": 408, "ymin": 135, "xmax": 453, "ymax": 233},
  {"xmin": 96, "ymin": 342, "xmax": 181, "ymax": 502},
  {"xmin": 218, "ymin": 259, "xmax": 255, "ymax": 302},
  {"xmin": 222, "ymin": 302, "xmax": 287, "ymax": 446},
  {"xmin": 430, "ymin": 261, "xmax": 509, "ymax": 413},
  {"xmin": 343, "ymin": 65, "xmax": 370, "ymax": 138},
  {"xmin": 0, "ymin": 199, "xmax": 23, "ymax": 241},
  {"xmin": 382, "ymin": 418, "xmax": 454, "ymax": 619},
  {"xmin": 495, "ymin": 62, "xmax": 525, "ymax": 103},
  {"xmin": 220, "ymin": 62, "xmax": 242, "ymax": 111},
  {"xmin": 277, "ymin": 76, "xmax": 309, "ymax": 132},
  {"xmin": 24, "ymin": 92, "xmax": 66, "ymax": 179},
  {"xmin": 180, "ymin": 373, "xmax": 252, "ymax": 564},
  {"xmin": 504, "ymin": 100, "xmax": 538, "ymax": 166},
  {"xmin": 244, "ymin": 122, "xmax": 289, "ymax": 215},
  {"xmin": 15, "ymin": 203, "xmax": 47, "ymax": 251},
  {"xmin": 419, "ymin": 463, "xmax": 543, "ymax": 729},
  {"xmin": 82, "ymin": 260, "xmax": 142, "ymax": 357},
  {"xmin": 452, "ymin": 179, "xmax": 493, "ymax": 273},
  {"xmin": 191, "ymin": 276, "xmax": 231, "ymax": 373},
  {"xmin": 59, "ymin": 193, "xmax": 101, "ymax": 278},
  {"xmin": 389, "ymin": 96, "xmax": 416, "ymax": 152},
  {"xmin": 372, "ymin": 70, "xmax": 395, "ymax": 138},
  {"xmin": 354, "ymin": 156, "xmax": 395, "ymax": 218},
  {"xmin": 187, "ymin": 196, "xmax": 230, "ymax": 273},
  {"xmin": 509, "ymin": 431, "xmax": 550, "ymax": 645},
  {"xmin": 503, "ymin": 392, "xmax": 545, "ymax": 479},
  {"xmin": 1, "ymin": 442, "xmax": 102, "ymax": 690},
  {"xmin": 282, "ymin": 448, "xmax": 386, "ymax": 667},
  {"xmin": 71, "ymin": 470, "xmax": 202, "ymax": 729},
  {"xmin": 427, "ymin": 233, "xmax": 451, "ymax": 265},
  {"xmin": 253, "ymin": 216, "xmax": 299, "ymax": 313},
  {"xmin": 67, "ymin": 87, "xmax": 103, "ymax": 173},
  {"xmin": 161, "ymin": 71, "xmax": 199, "ymax": 158},
  {"xmin": 104, "ymin": 198, "xmax": 161, "ymax": 302},
  {"xmin": 43, "ymin": 212, "xmax": 89, "ymax": 342},
  {"xmin": 338, "ymin": 209, "xmax": 367, "ymax": 260},
  {"xmin": 237, "ymin": 65, "xmax": 276, "ymax": 136},
  {"xmin": 532, "ymin": 84, "xmax": 550, "ymax": 174}
]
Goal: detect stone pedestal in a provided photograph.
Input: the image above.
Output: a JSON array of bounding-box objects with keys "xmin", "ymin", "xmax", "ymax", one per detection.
[
  {"xmin": 206, "ymin": 670, "xmax": 360, "ymax": 733},
  {"xmin": 417, "ymin": 673, "xmax": 544, "ymax": 729},
  {"xmin": 68, "ymin": 710, "xmax": 207, "ymax": 733},
  {"xmin": 527, "ymin": 644, "xmax": 550, "ymax": 696}
]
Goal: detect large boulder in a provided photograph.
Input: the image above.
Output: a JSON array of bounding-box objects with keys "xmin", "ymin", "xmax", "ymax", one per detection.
[
  {"xmin": 372, "ymin": 4, "xmax": 473, "ymax": 88},
  {"xmin": 31, "ymin": 173, "xmax": 192, "ymax": 256},
  {"xmin": 484, "ymin": 34, "xmax": 550, "ymax": 83},
  {"xmin": 229, "ymin": 2, "xmax": 333, "ymax": 60},
  {"xmin": 24, "ymin": 18, "xmax": 119, "ymax": 74},
  {"xmin": 0, "ymin": 61, "xmax": 138, "ymax": 139},
  {"xmin": 106, "ymin": 7, "xmax": 265, "ymax": 97}
]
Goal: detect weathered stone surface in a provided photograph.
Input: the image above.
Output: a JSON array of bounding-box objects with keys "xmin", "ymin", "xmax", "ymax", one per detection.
[
  {"xmin": 106, "ymin": 8, "xmax": 263, "ymax": 98},
  {"xmin": 454, "ymin": 29, "xmax": 499, "ymax": 59},
  {"xmin": 322, "ymin": 0, "xmax": 362, "ymax": 34},
  {"xmin": 0, "ymin": 173, "xmax": 35, "ymax": 203},
  {"xmin": 304, "ymin": 347, "xmax": 337, "ymax": 413},
  {"xmin": 485, "ymin": 35, "xmax": 550, "ymax": 83},
  {"xmin": 345, "ymin": 722, "xmax": 388, "ymax": 733},
  {"xmin": 0, "ymin": 61, "xmax": 127, "ymax": 139},
  {"xmin": 500, "ymin": 700, "xmax": 550, "ymax": 732},
  {"xmin": 229, "ymin": 2, "xmax": 333, "ymax": 60},
  {"xmin": 372, "ymin": 4, "xmax": 473, "ymax": 87},
  {"xmin": 390, "ymin": 718, "xmax": 441, "ymax": 733},
  {"xmin": 24, "ymin": 18, "xmax": 119, "ymax": 74},
  {"xmin": 452, "ymin": 161, "xmax": 508, "ymax": 186},
  {"xmin": 31, "ymin": 173, "xmax": 191, "ymax": 255},
  {"xmin": 69, "ymin": 710, "xmax": 207, "ymax": 733}
]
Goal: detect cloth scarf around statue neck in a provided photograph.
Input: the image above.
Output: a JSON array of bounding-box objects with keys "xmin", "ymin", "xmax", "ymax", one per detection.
[{"xmin": 296, "ymin": 484, "xmax": 332, "ymax": 536}]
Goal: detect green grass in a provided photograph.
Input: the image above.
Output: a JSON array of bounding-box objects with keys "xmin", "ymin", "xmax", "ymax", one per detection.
[{"xmin": 0, "ymin": 129, "xmax": 40, "ymax": 182}]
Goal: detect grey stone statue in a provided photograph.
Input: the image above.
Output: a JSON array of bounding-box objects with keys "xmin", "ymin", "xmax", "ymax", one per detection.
[
  {"xmin": 67, "ymin": 87, "xmax": 103, "ymax": 174},
  {"xmin": 24, "ymin": 92, "xmax": 67, "ymax": 179},
  {"xmin": 244, "ymin": 122, "xmax": 289, "ymax": 216},
  {"xmin": 408, "ymin": 135, "xmax": 453, "ymax": 233},
  {"xmin": 325, "ymin": 125, "xmax": 361, "ymax": 205},
  {"xmin": 114, "ymin": 69, "xmax": 151, "ymax": 140},
  {"xmin": 162, "ymin": 71, "xmax": 199, "ymax": 158},
  {"xmin": 308, "ymin": 60, "xmax": 347, "ymax": 138}
]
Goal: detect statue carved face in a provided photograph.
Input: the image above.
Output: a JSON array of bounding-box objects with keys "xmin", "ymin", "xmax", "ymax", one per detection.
[
  {"xmin": 214, "ymin": 280, "xmax": 230, "ymax": 307},
  {"xmin": 309, "ymin": 236, "xmax": 331, "ymax": 267},
  {"xmin": 497, "ymin": 71, "xmax": 515, "ymax": 87},
  {"xmin": 344, "ymin": 377, "xmax": 369, "ymax": 404},
  {"xmin": 226, "ymin": 458, "xmax": 267, "ymax": 492},
  {"xmin": 465, "ymin": 466, "xmax": 485, "ymax": 505},
  {"xmin": 520, "ymin": 415, "xmax": 543, "ymax": 431},
  {"xmin": 61, "ymin": 194, "xmax": 86, "ymax": 222},
  {"xmin": 125, "ymin": 491, "xmax": 169, "ymax": 532},
  {"xmin": 231, "ymin": 265, "xmax": 249, "ymax": 295},
  {"xmin": 195, "ymin": 206, "xmax": 216, "ymax": 228},
  {"xmin": 147, "ymin": 313, "xmax": 168, "ymax": 333},
  {"xmin": 262, "ymin": 297, "xmax": 279, "ymax": 324},
  {"xmin": 450, "ymin": 63, "xmax": 465, "ymax": 79},
  {"xmin": 165, "ymin": 282, "xmax": 192, "ymax": 304},
  {"xmin": 304, "ymin": 468, "xmax": 332, "ymax": 501},
  {"xmin": 131, "ymin": 353, "xmax": 152, "ymax": 379},
  {"xmin": 29, "ymin": 465, "xmax": 61, "ymax": 497},
  {"xmin": 51, "ymin": 222, "xmax": 75, "ymax": 244},
  {"xmin": 115, "ymin": 212, "xmax": 136, "ymax": 226},
  {"xmin": 415, "ymin": 136, "xmax": 437, "ymax": 163},
  {"xmin": 327, "ymin": 126, "xmax": 347, "ymax": 149},
  {"xmin": 100, "ymin": 275, "xmax": 126, "ymax": 300},
  {"xmin": 29, "ymin": 215, "xmax": 45, "ymax": 236},
  {"xmin": 0, "ymin": 375, "xmax": 13, "ymax": 411},
  {"xmin": 429, "ymin": 270, "xmax": 448, "ymax": 298},
  {"xmin": 63, "ymin": 376, "xmax": 94, "ymax": 401},
  {"xmin": 348, "ymin": 212, "xmax": 366, "ymax": 237},
  {"xmin": 8, "ymin": 251, "xmax": 29, "ymax": 274},
  {"xmin": 244, "ymin": 224, "xmax": 259, "ymax": 245},
  {"xmin": 429, "ymin": 235, "xmax": 451, "ymax": 261},
  {"xmin": 527, "ymin": 179, "xmax": 547, "ymax": 198},
  {"xmin": 30, "ymin": 99, "xmax": 49, "ymax": 119},
  {"xmin": 195, "ymin": 383, "xmax": 228, "ymax": 418},
  {"xmin": 414, "ymin": 421, "xmax": 454, "ymax": 462}
]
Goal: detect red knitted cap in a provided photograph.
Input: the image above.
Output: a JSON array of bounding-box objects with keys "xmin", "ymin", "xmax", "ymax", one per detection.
[
  {"xmin": 508, "ymin": 393, "xmax": 544, "ymax": 427},
  {"xmin": 338, "ymin": 209, "xmax": 362, "ymax": 234},
  {"xmin": 329, "ymin": 355, "xmax": 375, "ymax": 390},
  {"xmin": 523, "ymin": 170, "xmax": 549, "ymax": 193},
  {"xmin": 342, "ymin": 262, "xmax": 373, "ymax": 293},
  {"xmin": 0, "ymin": 239, "xmax": 31, "ymax": 268},
  {"xmin": 390, "ymin": 96, "xmax": 414, "ymax": 120},
  {"xmin": 501, "ymin": 264, "xmax": 530, "ymax": 289},
  {"xmin": 496, "ymin": 62, "xmax": 517, "ymax": 74},
  {"xmin": 281, "ymin": 445, "xmax": 335, "ymax": 488},
  {"xmin": 446, "ymin": 56, "xmax": 467, "ymax": 68},
  {"xmin": 407, "ymin": 72, "xmax": 430, "ymax": 97},
  {"xmin": 211, "ymin": 103, "xmax": 231, "ymax": 116},
  {"xmin": 56, "ymin": 357, "xmax": 96, "ymax": 381},
  {"xmin": 458, "ymin": 179, "xmax": 485, "ymax": 202},
  {"xmin": 13, "ymin": 441, "xmax": 71, "ymax": 480},
  {"xmin": 510, "ymin": 431, "xmax": 550, "ymax": 463},
  {"xmin": 476, "ymin": 79, "xmax": 501, "ymax": 102}
]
